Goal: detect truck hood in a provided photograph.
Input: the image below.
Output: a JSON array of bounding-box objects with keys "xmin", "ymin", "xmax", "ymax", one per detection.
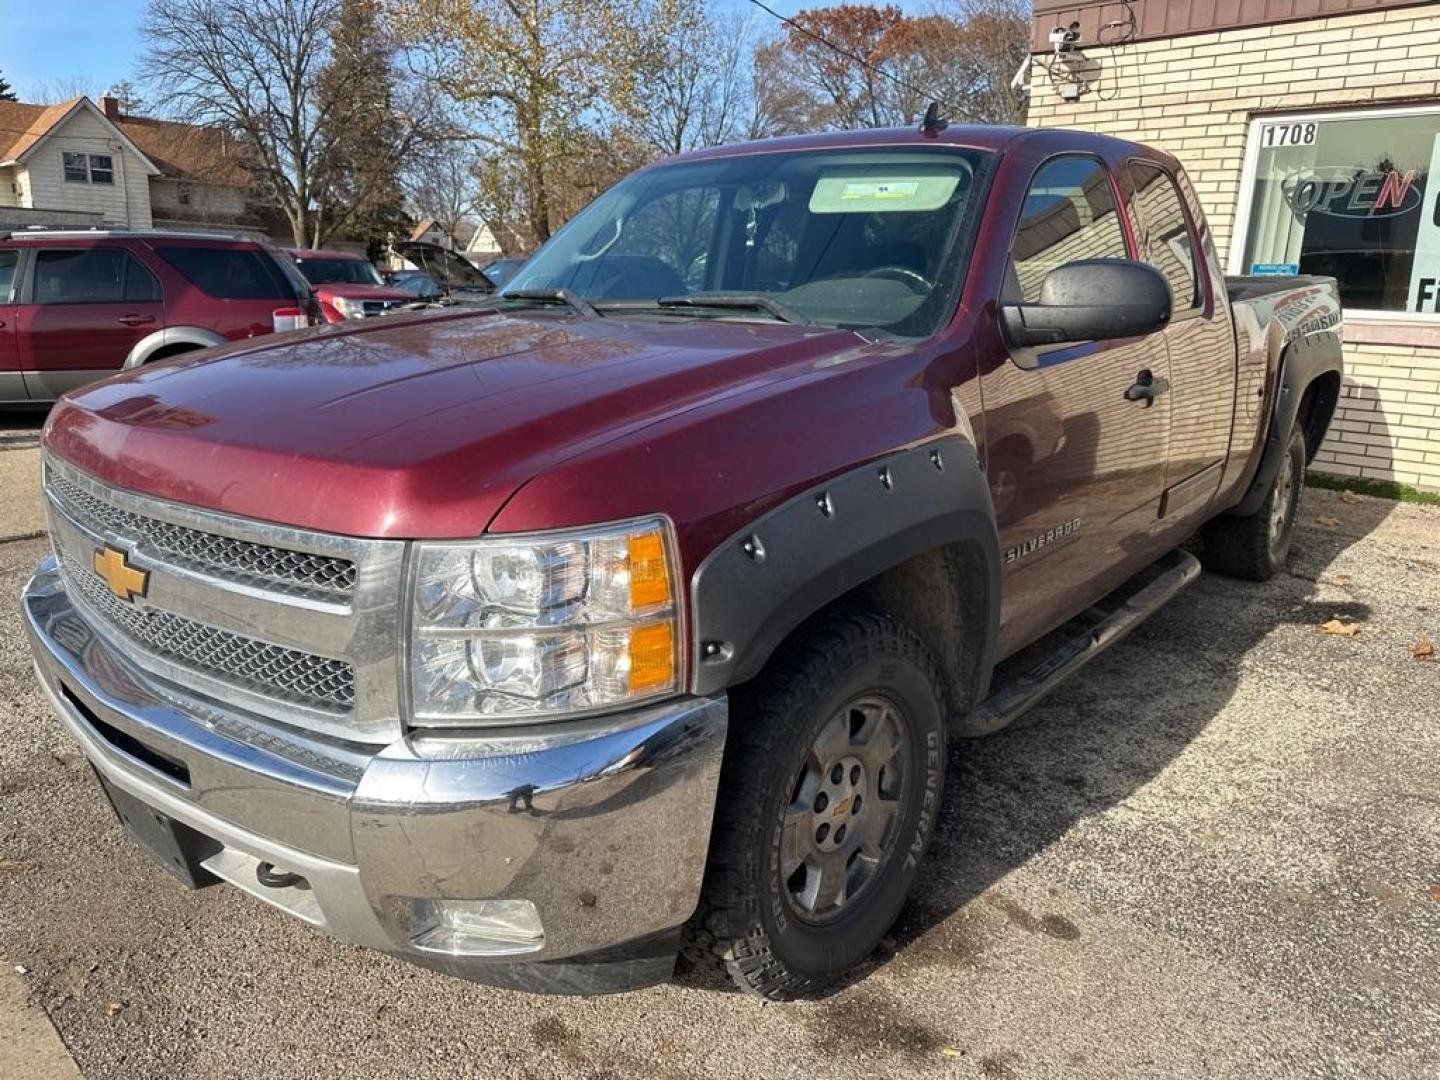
[{"xmin": 45, "ymin": 308, "xmax": 855, "ymax": 538}]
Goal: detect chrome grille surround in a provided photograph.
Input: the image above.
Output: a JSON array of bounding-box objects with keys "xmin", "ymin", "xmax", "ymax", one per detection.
[
  {"xmin": 43, "ymin": 453, "xmax": 407, "ymax": 743},
  {"xmin": 47, "ymin": 468, "xmax": 356, "ymax": 599}
]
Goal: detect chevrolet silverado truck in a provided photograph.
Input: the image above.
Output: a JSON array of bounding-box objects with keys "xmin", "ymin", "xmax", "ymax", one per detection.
[{"xmin": 22, "ymin": 124, "xmax": 1342, "ymax": 1000}]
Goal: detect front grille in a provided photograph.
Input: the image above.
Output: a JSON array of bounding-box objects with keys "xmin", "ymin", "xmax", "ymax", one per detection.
[
  {"xmin": 62, "ymin": 556, "xmax": 356, "ymax": 712},
  {"xmin": 48, "ymin": 470, "xmax": 356, "ymax": 599},
  {"xmin": 362, "ymin": 299, "xmax": 404, "ymax": 316}
]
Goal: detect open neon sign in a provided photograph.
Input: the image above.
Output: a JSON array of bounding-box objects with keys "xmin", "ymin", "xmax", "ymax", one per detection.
[{"xmin": 1281, "ymin": 167, "xmax": 1421, "ymax": 219}]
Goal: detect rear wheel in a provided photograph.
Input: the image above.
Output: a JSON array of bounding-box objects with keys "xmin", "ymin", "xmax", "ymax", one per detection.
[
  {"xmin": 689, "ymin": 611, "xmax": 945, "ymax": 1000},
  {"xmin": 1202, "ymin": 426, "xmax": 1305, "ymax": 581}
]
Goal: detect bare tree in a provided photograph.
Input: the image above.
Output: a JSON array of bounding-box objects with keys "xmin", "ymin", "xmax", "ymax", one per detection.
[
  {"xmin": 405, "ymin": 143, "xmax": 485, "ymax": 248},
  {"xmin": 142, "ymin": 0, "xmax": 442, "ymax": 247},
  {"xmin": 640, "ymin": 5, "xmax": 756, "ymax": 156},
  {"xmin": 24, "ymin": 76, "xmax": 107, "ymax": 104},
  {"xmin": 393, "ymin": 0, "xmax": 676, "ymax": 245}
]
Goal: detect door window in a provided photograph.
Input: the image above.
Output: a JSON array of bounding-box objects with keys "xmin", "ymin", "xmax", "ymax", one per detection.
[
  {"xmin": 1128, "ymin": 162, "xmax": 1201, "ymax": 312},
  {"xmin": 0, "ymin": 250, "xmax": 17, "ymax": 302},
  {"xmin": 33, "ymin": 248, "xmax": 161, "ymax": 304},
  {"xmin": 1009, "ymin": 155, "xmax": 1127, "ymax": 303}
]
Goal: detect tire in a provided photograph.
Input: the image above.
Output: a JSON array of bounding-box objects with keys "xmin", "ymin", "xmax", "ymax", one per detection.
[
  {"xmin": 688, "ymin": 610, "xmax": 946, "ymax": 1000},
  {"xmin": 1202, "ymin": 426, "xmax": 1305, "ymax": 582}
]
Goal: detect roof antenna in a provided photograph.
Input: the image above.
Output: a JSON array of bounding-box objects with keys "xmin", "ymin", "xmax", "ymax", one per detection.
[{"xmin": 920, "ymin": 101, "xmax": 948, "ymax": 137}]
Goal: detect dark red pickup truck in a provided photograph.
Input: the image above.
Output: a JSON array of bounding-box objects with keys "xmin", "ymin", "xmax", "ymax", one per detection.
[{"xmin": 23, "ymin": 124, "xmax": 1341, "ymax": 999}]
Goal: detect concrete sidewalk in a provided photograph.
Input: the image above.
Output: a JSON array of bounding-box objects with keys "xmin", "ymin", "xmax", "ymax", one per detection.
[
  {"xmin": 0, "ymin": 448, "xmax": 43, "ymax": 542},
  {"xmin": 0, "ymin": 968, "xmax": 81, "ymax": 1079}
]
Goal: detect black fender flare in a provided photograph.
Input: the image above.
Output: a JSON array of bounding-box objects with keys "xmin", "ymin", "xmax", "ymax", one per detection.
[
  {"xmin": 688, "ymin": 435, "xmax": 1001, "ymax": 702},
  {"xmin": 1232, "ymin": 328, "xmax": 1343, "ymax": 518}
]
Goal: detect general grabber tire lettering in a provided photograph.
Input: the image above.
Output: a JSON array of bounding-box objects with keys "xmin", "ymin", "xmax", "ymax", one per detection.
[
  {"xmin": 1202, "ymin": 426, "xmax": 1306, "ymax": 582},
  {"xmin": 688, "ymin": 610, "xmax": 946, "ymax": 1000}
]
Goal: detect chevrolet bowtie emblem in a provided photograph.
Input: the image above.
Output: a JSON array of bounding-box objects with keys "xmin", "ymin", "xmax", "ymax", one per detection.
[{"xmin": 93, "ymin": 546, "xmax": 149, "ymax": 603}]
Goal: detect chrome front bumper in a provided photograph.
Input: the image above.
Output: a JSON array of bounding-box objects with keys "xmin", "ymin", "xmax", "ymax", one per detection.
[{"xmin": 22, "ymin": 557, "xmax": 728, "ymax": 994}]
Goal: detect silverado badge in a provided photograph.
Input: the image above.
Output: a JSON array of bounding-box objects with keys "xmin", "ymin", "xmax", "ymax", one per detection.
[{"xmin": 93, "ymin": 546, "xmax": 149, "ymax": 603}]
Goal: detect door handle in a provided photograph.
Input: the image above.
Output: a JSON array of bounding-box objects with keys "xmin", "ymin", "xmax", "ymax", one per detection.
[
  {"xmin": 1125, "ymin": 370, "xmax": 1169, "ymax": 403},
  {"xmin": 117, "ymin": 314, "xmax": 155, "ymax": 327}
]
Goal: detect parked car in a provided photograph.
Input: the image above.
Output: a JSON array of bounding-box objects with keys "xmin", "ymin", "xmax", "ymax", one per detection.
[
  {"xmin": 391, "ymin": 239, "xmax": 496, "ymax": 298},
  {"xmin": 480, "ymin": 256, "xmax": 526, "ymax": 288},
  {"xmin": 285, "ymin": 248, "xmax": 413, "ymax": 322},
  {"xmin": 24, "ymin": 124, "xmax": 1342, "ymax": 1000},
  {"xmin": 381, "ymin": 268, "xmax": 443, "ymax": 300},
  {"xmin": 0, "ymin": 228, "xmax": 317, "ymax": 403}
]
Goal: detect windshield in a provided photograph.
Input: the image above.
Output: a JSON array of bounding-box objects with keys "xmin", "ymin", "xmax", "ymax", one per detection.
[
  {"xmin": 294, "ymin": 257, "xmax": 384, "ymax": 287},
  {"xmin": 509, "ymin": 147, "xmax": 989, "ymax": 337}
]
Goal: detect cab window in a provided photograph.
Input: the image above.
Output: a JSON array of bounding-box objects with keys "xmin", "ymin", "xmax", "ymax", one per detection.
[{"xmin": 1008, "ymin": 155, "xmax": 1128, "ymax": 303}]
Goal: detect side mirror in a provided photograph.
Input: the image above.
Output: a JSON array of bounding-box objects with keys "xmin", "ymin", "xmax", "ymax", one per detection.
[{"xmin": 1000, "ymin": 259, "xmax": 1171, "ymax": 348}]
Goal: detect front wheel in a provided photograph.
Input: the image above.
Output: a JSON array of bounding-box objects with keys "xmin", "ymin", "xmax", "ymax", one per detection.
[
  {"xmin": 688, "ymin": 611, "xmax": 946, "ymax": 1000},
  {"xmin": 1202, "ymin": 426, "xmax": 1305, "ymax": 581}
]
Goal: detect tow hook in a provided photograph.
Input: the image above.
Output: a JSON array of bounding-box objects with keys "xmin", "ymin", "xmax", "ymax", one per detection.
[{"xmin": 255, "ymin": 861, "xmax": 308, "ymax": 890}]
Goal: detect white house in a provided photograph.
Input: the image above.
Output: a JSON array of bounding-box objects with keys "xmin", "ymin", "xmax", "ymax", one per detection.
[
  {"xmin": 0, "ymin": 95, "xmax": 270, "ymax": 236},
  {"xmin": 0, "ymin": 97, "xmax": 158, "ymax": 229}
]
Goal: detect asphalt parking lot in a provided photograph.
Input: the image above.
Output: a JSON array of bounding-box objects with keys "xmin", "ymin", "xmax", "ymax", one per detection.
[{"xmin": 0, "ymin": 442, "xmax": 1436, "ymax": 1080}]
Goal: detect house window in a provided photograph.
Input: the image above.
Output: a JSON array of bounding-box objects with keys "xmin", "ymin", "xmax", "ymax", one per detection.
[
  {"xmin": 61, "ymin": 151, "xmax": 115, "ymax": 185},
  {"xmin": 62, "ymin": 152, "xmax": 88, "ymax": 183},
  {"xmin": 1234, "ymin": 104, "xmax": 1440, "ymax": 319}
]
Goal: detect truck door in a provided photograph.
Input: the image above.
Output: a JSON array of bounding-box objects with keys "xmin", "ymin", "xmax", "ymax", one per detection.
[
  {"xmin": 984, "ymin": 153, "xmax": 1173, "ymax": 657},
  {"xmin": 0, "ymin": 248, "xmax": 19, "ymax": 402},
  {"xmin": 1126, "ymin": 161, "xmax": 1234, "ymax": 521},
  {"xmin": 17, "ymin": 245, "xmax": 166, "ymax": 400}
]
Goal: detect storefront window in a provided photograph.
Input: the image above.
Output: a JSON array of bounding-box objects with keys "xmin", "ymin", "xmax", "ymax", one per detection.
[{"xmin": 1237, "ymin": 106, "xmax": 1440, "ymax": 318}]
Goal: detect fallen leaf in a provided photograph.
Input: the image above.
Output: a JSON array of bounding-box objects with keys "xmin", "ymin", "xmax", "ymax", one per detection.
[
  {"xmin": 1430, "ymin": 884, "xmax": 1440, "ymax": 902},
  {"xmin": 941, "ymin": 1047, "xmax": 966, "ymax": 1058},
  {"xmin": 1339, "ymin": 490, "xmax": 1363, "ymax": 504},
  {"xmin": 106, "ymin": 1002, "xmax": 124, "ymax": 1017},
  {"xmin": 1413, "ymin": 636, "xmax": 1436, "ymax": 661},
  {"xmin": 1330, "ymin": 574, "xmax": 1352, "ymax": 585},
  {"xmin": 13, "ymin": 965, "xmax": 27, "ymax": 976},
  {"xmin": 1319, "ymin": 619, "xmax": 1362, "ymax": 637},
  {"xmin": 1315, "ymin": 515, "xmax": 1343, "ymax": 528},
  {"xmin": 0, "ymin": 858, "xmax": 28, "ymax": 874}
]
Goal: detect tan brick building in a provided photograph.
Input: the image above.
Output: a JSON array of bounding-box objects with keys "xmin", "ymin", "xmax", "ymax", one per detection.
[{"xmin": 1025, "ymin": 0, "xmax": 1440, "ymax": 491}]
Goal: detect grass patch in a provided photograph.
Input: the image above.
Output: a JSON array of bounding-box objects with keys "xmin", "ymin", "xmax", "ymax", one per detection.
[{"xmin": 1306, "ymin": 471, "xmax": 1440, "ymax": 507}]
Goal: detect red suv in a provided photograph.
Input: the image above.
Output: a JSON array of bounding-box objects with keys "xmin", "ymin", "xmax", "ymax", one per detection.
[
  {"xmin": 0, "ymin": 229, "xmax": 317, "ymax": 404},
  {"xmin": 284, "ymin": 248, "xmax": 412, "ymax": 323}
]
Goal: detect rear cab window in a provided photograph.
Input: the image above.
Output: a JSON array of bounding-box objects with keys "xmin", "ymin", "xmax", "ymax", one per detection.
[
  {"xmin": 155, "ymin": 245, "xmax": 297, "ymax": 300},
  {"xmin": 1126, "ymin": 160, "xmax": 1204, "ymax": 314}
]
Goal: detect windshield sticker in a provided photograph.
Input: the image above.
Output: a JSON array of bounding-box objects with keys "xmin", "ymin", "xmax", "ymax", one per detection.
[{"xmin": 809, "ymin": 174, "xmax": 961, "ymax": 213}]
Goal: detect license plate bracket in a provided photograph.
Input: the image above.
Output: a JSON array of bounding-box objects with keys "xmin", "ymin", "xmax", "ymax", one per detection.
[{"xmin": 95, "ymin": 770, "xmax": 222, "ymax": 889}]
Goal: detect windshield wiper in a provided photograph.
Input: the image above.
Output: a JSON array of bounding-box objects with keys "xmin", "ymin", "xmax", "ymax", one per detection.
[
  {"xmin": 655, "ymin": 294, "xmax": 812, "ymax": 325},
  {"xmin": 498, "ymin": 288, "xmax": 600, "ymax": 318}
]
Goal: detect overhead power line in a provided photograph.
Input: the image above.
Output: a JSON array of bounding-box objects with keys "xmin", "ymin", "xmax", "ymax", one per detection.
[{"xmin": 742, "ymin": 0, "xmax": 951, "ymax": 113}]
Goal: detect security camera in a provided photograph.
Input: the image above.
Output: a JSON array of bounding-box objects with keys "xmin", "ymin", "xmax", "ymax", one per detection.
[{"xmin": 1049, "ymin": 22, "xmax": 1081, "ymax": 55}]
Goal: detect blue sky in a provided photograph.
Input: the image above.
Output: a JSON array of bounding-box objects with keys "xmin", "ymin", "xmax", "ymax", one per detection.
[{"xmin": 1, "ymin": 0, "xmax": 934, "ymax": 104}]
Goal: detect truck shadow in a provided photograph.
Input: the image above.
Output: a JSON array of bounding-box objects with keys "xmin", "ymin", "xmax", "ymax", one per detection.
[
  {"xmin": 878, "ymin": 484, "xmax": 1394, "ymax": 986},
  {"xmin": 676, "ymin": 483, "xmax": 1396, "ymax": 998}
]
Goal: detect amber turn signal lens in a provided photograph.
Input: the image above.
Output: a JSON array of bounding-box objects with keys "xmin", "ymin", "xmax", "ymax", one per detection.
[
  {"xmin": 628, "ymin": 530, "xmax": 672, "ymax": 610},
  {"xmin": 626, "ymin": 621, "xmax": 675, "ymax": 693}
]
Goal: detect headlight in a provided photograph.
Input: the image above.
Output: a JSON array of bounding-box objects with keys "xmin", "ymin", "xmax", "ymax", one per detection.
[
  {"xmin": 408, "ymin": 517, "xmax": 681, "ymax": 724},
  {"xmin": 332, "ymin": 296, "xmax": 367, "ymax": 319}
]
